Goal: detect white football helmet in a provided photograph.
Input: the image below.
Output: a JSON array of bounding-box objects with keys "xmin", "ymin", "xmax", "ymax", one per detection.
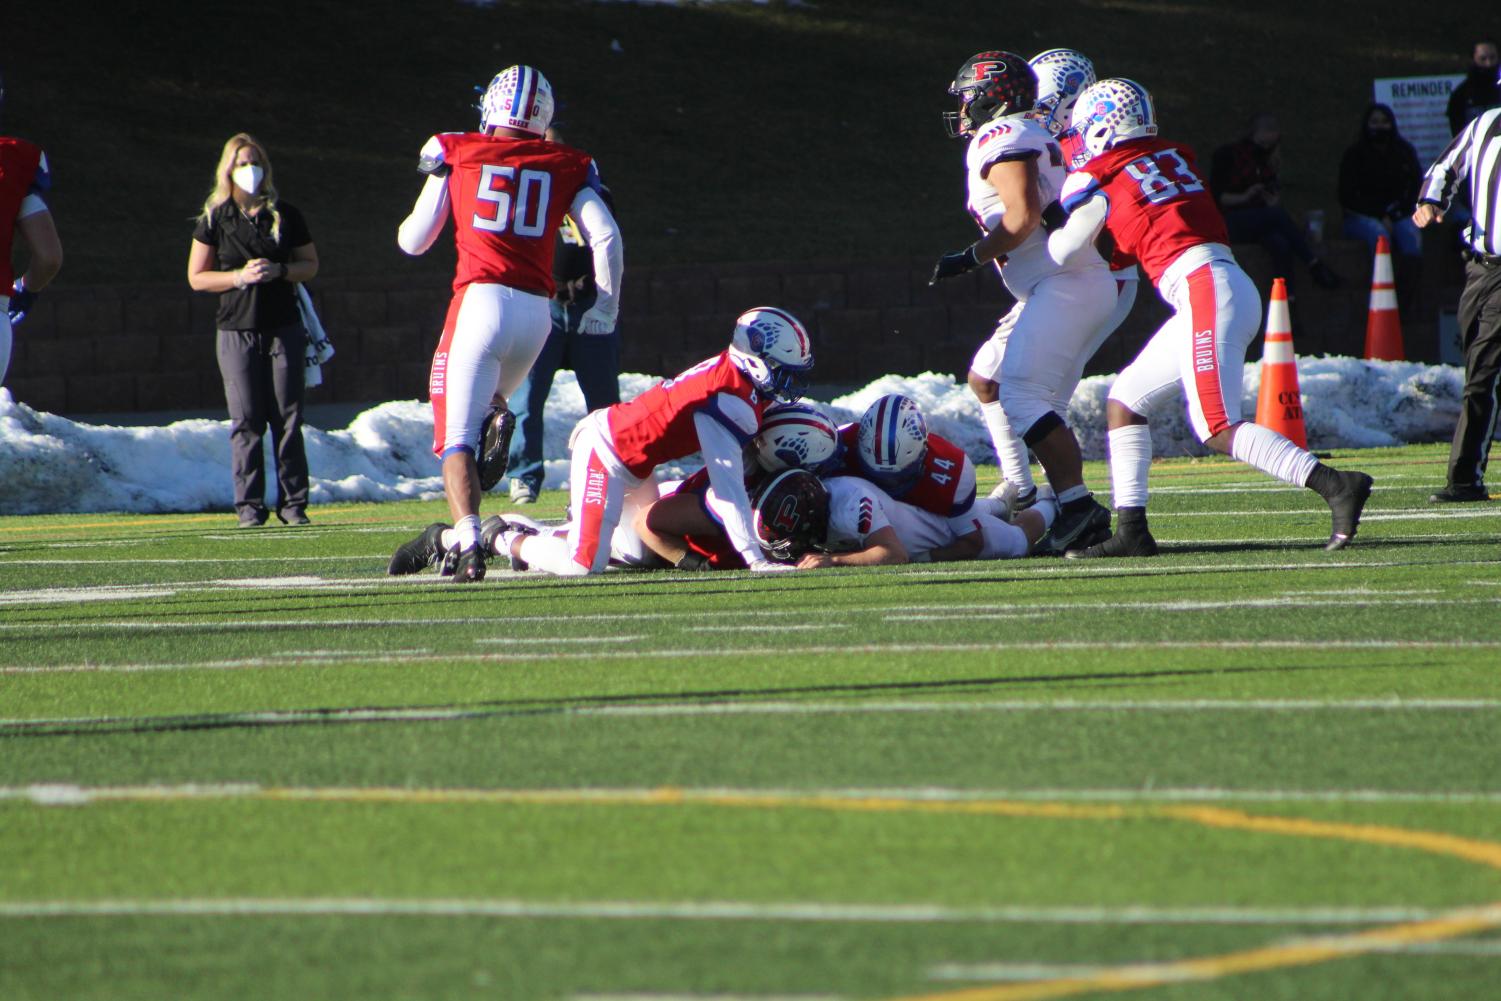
[
  {"xmin": 1070, "ymin": 78, "xmax": 1157, "ymax": 159},
  {"xmin": 729, "ymin": 307, "xmax": 814, "ymax": 403},
  {"xmin": 1029, "ymin": 49, "xmax": 1097, "ymax": 136},
  {"xmin": 752, "ymin": 402, "xmax": 841, "ymax": 475},
  {"xmin": 856, "ymin": 394, "xmax": 928, "ymax": 492},
  {"xmin": 479, "ymin": 65, "xmax": 555, "ymax": 136}
]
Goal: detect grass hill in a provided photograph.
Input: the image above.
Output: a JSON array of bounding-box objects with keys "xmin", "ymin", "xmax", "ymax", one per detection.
[{"xmin": 6, "ymin": 0, "xmax": 1480, "ymax": 288}]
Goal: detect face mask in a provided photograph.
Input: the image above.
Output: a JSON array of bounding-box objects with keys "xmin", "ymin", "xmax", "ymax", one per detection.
[{"xmin": 232, "ymin": 164, "xmax": 265, "ymax": 195}]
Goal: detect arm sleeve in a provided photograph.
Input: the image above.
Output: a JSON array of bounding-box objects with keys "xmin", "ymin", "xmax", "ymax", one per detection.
[
  {"xmin": 1418, "ymin": 121, "xmax": 1474, "ymax": 208},
  {"xmin": 1048, "ymin": 188, "xmax": 1108, "ymax": 267},
  {"xmin": 570, "ymin": 185, "xmax": 624, "ymax": 318},
  {"xmin": 694, "ymin": 410, "xmax": 763, "ymax": 566},
  {"xmin": 397, "ymin": 138, "xmax": 452, "ymax": 256}
]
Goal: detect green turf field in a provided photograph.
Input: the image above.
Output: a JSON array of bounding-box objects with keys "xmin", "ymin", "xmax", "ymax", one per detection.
[{"xmin": 2, "ymin": 443, "xmax": 1500, "ymax": 1000}]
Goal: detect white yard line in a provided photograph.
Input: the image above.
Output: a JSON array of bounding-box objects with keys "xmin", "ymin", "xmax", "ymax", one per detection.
[
  {"xmin": 6, "ymin": 640, "xmax": 1501, "ymax": 675},
  {"xmin": 4, "ymin": 782, "xmax": 1500, "ymax": 807},
  {"xmin": 0, "ymin": 897, "xmax": 1467, "ymax": 925}
]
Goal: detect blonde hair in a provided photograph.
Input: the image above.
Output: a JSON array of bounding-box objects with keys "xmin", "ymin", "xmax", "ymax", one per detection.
[{"xmin": 198, "ymin": 132, "xmax": 282, "ymax": 242}]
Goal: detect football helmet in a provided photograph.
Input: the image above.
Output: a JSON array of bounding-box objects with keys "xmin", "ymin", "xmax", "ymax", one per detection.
[
  {"xmin": 1070, "ymin": 78, "xmax": 1158, "ymax": 159},
  {"xmin": 1029, "ymin": 49, "xmax": 1097, "ymax": 136},
  {"xmin": 944, "ymin": 51, "xmax": 1037, "ymax": 139},
  {"xmin": 752, "ymin": 402, "xmax": 841, "ymax": 475},
  {"xmin": 479, "ymin": 65, "xmax": 555, "ymax": 136},
  {"xmin": 729, "ymin": 306, "xmax": 815, "ymax": 403},
  {"xmin": 752, "ymin": 469, "xmax": 830, "ymax": 562},
  {"xmin": 856, "ymin": 394, "xmax": 928, "ymax": 492}
]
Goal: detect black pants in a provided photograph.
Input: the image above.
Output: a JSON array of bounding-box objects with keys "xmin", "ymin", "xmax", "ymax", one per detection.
[
  {"xmin": 217, "ymin": 324, "xmax": 309, "ymax": 518},
  {"xmin": 1447, "ymin": 261, "xmax": 1501, "ymax": 487}
]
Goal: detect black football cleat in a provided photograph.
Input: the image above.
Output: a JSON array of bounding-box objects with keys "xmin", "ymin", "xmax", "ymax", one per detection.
[
  {"xmin": 1325, "ymin": 470, "xmax": 1374, "ymax": 551},
  {"xmin": 479, "ymin": 514, "xmax": 510, "ymax": 555},
  {"xmin": 450, "ymin": 544, "xmax": 487, "ymax": 583},
  {"xmin": 1065, "ymin": 529, "xmax": 1159, "ymax": 559},
  {"xmin": 387, "ymin": 523, "xmax": 450, "ymax": 575},
  {"xmin": 1034, "ymin": 496, "xmax": 1112, "ymax": 556},
  {"xmin": 478, "ymin": 407, "xmax": 517, "ymax": 492},
  {"xmin": 1429, "ymin": 483, "xmax": 1490, "ymax": 503}
]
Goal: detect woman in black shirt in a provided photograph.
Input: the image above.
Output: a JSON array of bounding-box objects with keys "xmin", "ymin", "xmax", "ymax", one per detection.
[{"xmin": 187, "ymin": 133, "xmax": 319, "ymax": 527}]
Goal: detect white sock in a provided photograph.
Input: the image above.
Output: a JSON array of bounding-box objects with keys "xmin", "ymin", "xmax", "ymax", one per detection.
[
  {"xmin": 1107, "ymin": 424, "xmax": 1154, "ymax": 509},
  {"xmin": 981, "ymin": 399, "xmax": 1035, "ymax": 491},
  {"xmin": 440, "ymin": 528, "xmax": 459, "ymax": 552},
  {"xmin": 1229, "ymin": 422, "xmax": 1318, "ymax": 486},
  {"xmin": 515, "ymin": 533, "xmax": 590, "ymax": 576},
  {"xmin": 1056, "ymin": 485, "xmax": 1090, "ymax": 505},
  {"xmin": 454, "ymin": 514, "xmax": 481, "ymax": 551}
]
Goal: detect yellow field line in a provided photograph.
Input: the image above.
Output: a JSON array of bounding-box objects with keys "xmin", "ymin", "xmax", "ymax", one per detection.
[{"xmin": 25, "ymin": 784, "xmax": 1501, "ymax": 997}]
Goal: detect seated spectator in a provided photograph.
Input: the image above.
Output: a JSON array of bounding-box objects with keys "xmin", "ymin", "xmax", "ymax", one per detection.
[
  {"xmin": 1338, "ymin": 103, "xmax": 1424, "ymax": 316},
  {"xmin": 1446, "ymin": 39, "xmax": 1500, "ymax": 136},
  {"xmin": 1210, "ymin": 113, "xmax": 1341, "ymax": 290}
]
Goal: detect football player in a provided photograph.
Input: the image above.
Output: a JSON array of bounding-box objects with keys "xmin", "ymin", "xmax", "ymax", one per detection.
[
  {"xmin": 1, "ymin": 73, "xmax": 64, "ymax": 383},
  {"xmin": 928, "ymin": 51, "xmax": 1116, "ymax": 556},
  {"xmin": 492, "ymin": 307, "xmax": 814, "ymax": 576},
  {"xmin": 1051, "ymin": 79, "xmax": 1374, "ymax": 556},
  {"xmin": 396, "ymin": 65, "xmax": 623, "ymax": 582},
  {"xmin": 756, "ymin": 470, "xmax": 1058, "ymax": 569}
]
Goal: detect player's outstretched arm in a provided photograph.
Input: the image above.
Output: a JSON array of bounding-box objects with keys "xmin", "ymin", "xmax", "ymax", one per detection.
[
  {"xmin": 397, "ymin": 138, "xmax": 452, "ymax": 256},
  {"xmin": 800, "ymin": 526, "xmax": 907, "ymax": 569},
  {"xmin": 572, "ymin": 187, "xmax": 624, "ymax": 334},
  {"xmin": 693, "ymin": 410, "xmax": 764, "ymax": 567}
]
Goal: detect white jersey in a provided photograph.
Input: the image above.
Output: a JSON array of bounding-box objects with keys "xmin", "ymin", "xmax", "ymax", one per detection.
[
  {"xmin": 823, "ymin": 476, "xmax": 954, "ymax": 558},
  {"xmin": 965, "ymin": 114, "xmax": 1105, "ymax": 297}
]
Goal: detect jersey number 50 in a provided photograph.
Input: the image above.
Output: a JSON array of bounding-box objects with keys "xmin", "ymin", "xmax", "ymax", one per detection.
[
  {"xmin": 473, "ymin": 165, "xmax": 553, "ymax": 237},
  {"xmin": 1124, "ymin": 149, "xmax": 1204, "ymax": 205}
]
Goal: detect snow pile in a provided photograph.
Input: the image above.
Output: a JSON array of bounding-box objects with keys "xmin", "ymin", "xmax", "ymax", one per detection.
[{"xmin": 0, "ymin": 356, "xmax": 1463, "ymax": 515}]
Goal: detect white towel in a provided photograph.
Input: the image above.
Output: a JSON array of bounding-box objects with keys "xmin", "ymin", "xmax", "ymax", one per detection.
[{"xmin": 296, "ymin": 284, "xmax": 335, "ymax": 387}]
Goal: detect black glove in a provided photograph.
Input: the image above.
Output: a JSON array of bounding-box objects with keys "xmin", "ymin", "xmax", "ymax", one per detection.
[
  {"xmin": 7, "ymin": 280, "xmax": 36, "ymax": 325},
  {"xmin": 929, "ymin": 243, "xmax": 982, "ymax": 285}
]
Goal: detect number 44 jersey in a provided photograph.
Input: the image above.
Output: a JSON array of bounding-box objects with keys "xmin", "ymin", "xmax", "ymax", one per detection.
[
  {"xmin": 1059, "ymin": 137, "xmax": 1228, "ymax": 286},
  {"xmin": 426, "ymin": 132, "xmax": 597, "ymax": 295}
]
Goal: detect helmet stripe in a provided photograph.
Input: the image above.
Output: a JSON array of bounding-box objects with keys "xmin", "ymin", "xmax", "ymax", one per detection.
[
  {"xmin": 513, "ymin": 66, "xmax": 536, "ymax": 122},
  {"xmin": 875, "ymin": 396, "xmax": 893, "ymax": 467}
]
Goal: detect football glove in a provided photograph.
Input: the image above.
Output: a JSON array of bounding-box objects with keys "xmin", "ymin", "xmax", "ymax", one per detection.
[
  {"xmin": 7, "ymin": 280, "xmax": 36, "ymax": 325},
  {"xmin": 928, "ymin": 243, "xmax": 982, "ymax": 285},
  {"xmin": 577, "ymin": 304, "xmax": 617, "ymax": 335}
]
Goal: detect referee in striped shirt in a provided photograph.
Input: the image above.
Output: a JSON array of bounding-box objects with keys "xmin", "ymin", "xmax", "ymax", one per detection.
[{"xmin": 1414, "ymin": 105, "xmax": 1501, "ymax": 503}]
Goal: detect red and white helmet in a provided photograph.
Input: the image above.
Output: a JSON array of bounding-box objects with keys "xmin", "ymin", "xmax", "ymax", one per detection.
[
  {"xmin": 1070, "ymin": 78, "xmax": 1157, "ymax": 160},
  {"xmin": 1029, "ymin": 49, "xmax": 1097, "ymax": 136},
  {"xmin": 729, "ymin": 307, "xmax": 814, "ymax": 403},
  {"xmin": 856, "ymin": 394, "xmax": 928, "ymax": 491},
  {"xmin": 752, "ymin": 402, "xmax": 841, "ymax": 475},
  {"xmin": 479, "ymin": 65, "xmax": 555, "ymax": 136}
]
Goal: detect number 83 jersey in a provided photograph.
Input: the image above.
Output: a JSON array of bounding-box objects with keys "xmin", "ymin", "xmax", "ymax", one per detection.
[
  {"xmin": 425, "ymin": 132, "xmax": 597, "ymax": 296},
  {"xmin": 1059, "ymin": 137, "xmax": 1228, "ymax": 286}
]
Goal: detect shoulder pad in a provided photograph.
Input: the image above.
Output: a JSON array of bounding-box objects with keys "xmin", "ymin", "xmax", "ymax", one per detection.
[{"xmin": 417, "ymin": 135, "xmax": 452, "ymax": 176}]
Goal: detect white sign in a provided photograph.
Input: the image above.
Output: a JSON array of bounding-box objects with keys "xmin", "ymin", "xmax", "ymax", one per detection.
[{"xmin": 1373, "ymin": 75, "xmax": 1465, "ymax": 167}]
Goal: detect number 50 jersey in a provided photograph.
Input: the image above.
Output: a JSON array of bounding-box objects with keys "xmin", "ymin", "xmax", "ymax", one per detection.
[
  {"xmin": 426, "ymin": 132, "xmax": 597, "ymax": 296},
  {"xmin": 1059, "ymin": 137, "xmax": 1227, "ymax": 286}
]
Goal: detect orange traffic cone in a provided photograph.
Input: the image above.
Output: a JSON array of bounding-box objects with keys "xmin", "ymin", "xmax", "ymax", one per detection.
[
  {"xmin": 1363, "ymin": 235, "xmax": 1405, "ymax": 360},
  {"xmin": 1255, "ymin": 277, "xmax": 1308, "ymax": 448}
]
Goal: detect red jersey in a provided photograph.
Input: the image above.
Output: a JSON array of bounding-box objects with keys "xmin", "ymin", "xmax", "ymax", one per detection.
[
  {"xmin": 1061, "ymin": 137, "xmax": 1228, "ymax": 285},
  {"xmin": 836, "ymin": 425, "xmax": 977, "ymax": 517},
  {"xmin": 432, "ymin": 132, "xmax": 594, "ymax": 296},
  {"xmin": 666, "ymin": 470, "xmax": 750, "ymax": 570},
  {"xmin": 0, "ymin": 138, "xmax": 44, "ymax": 290},
  {"xmin": 607, "ymin": 351, "xmax": 769, "ymax": 478}
]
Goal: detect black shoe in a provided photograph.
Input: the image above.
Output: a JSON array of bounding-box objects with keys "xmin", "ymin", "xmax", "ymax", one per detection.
[
  {"xmin": 276, "ymin": 507, "xmax": 311, "ymax": 526},
  {"xmin": 1066, "ymin": 528, "xmax": 1160, "ymax": 559},
  {"xmin": 478, "ymin": 514, "xmax": 510, "ymax": 554},
  {"xmin": 1429, "ymin": 483, "xmax": 1490, "ymax": 503},
  {"xmin": 1034, "ymin": 496, "xmax": 1112, "ymax": 556},
  {"xmin": 237, "ymin": 508, "xmax": 268, "ymax": 529},
  {"xmin": 478, "ymin": 407, "xmax": 517, "ymax": 492},
  {"xmin": 450, "ymin": 544, "xmax": 487, "ymax": 583},
  {"xmin": 1325, "ymin": 471, "xmax": 1374, "ymax": 551},
  {"xmin": 1310, "ymin": 259, "xmax": 1342, "ymax": 289},
  {"xmin": 387, "ymin": 523, "xmax": 450, "ymax": 575}
]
